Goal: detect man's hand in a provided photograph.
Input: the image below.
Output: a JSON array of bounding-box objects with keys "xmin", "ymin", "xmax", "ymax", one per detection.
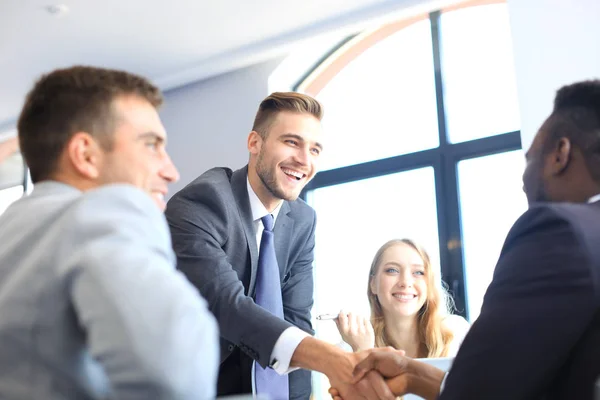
[
  {"xmin": 335, "ymin": 311, "xmax": 375, "ymax": 352},
  {"xmin": 291, "ymin": 337, "xmax": 397, "ymax": 400},
  {"xmin": 353, "ymin": 348, "xmax": 410, "ymax": 381},
  {"xmin": 328, "ymin": 348, "xmax": 406, "ymax": 400},
  {"xmin": 351, "ymin": 349, "xmax": 445, "ymax": 400},
  {"xmin": 353, "ymin": 348, "xmax": 412, "ymax": 396},
  {"xmin": 329, "ymin": 370, "xmax": 397, "ymax": 400},
  {"xmin": 328, "ymin": 351, "xmax": 396, "ymax": 400}
]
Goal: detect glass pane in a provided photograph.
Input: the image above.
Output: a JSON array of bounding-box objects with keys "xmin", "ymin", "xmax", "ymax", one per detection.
[
  {"xmin": 440, "ymin": 4, "xmax": 521, "ymax": 143},
  {"xmin": 457, "ymin": 150, "xmax": 528, "ymax": 321},
  {"xmin": 0, "ymin": 185, "xmax": 23, "ymax": 215},
  {"xmin": 316, "ymin": 19, "xmax": 439, "ymax": 171},
  {"xmin": 307, "ymin": 168, "xmax": 440, "ymax": 399},
  {"xmin": 0, "ymin": 151, "xmax": 24, "ymax": 190},
  {"xmin": 25, "ymin": 170, "xmax": 33, "ymax": 195}
]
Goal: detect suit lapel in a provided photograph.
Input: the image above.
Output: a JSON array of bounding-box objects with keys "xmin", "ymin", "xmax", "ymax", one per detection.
[
  {"xmin": 231, "ymin": 166, "xmax": 259, "ymax": 292},
  {"xmin": 274, "ymin": 201, "xmax": 294, "ymax": 280}
]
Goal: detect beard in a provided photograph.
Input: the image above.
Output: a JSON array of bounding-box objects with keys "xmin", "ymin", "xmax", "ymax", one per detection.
[
  {"xmin": 533, "ymin": 186, "xmax": 550, "ymax": 204},
  {"xmin": 255, "ymin": 151, "xmax": 299, "ymax": 202},
  {"xmin": 523, "ymin": 159, "xmax": 550, "ymax": 206},
  {"xmin": 525, "ymin": 179, "xmax": 550, "ymax": 205}
]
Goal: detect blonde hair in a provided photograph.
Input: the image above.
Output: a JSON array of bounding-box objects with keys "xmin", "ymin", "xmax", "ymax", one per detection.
[
  {"xmin": 252, "ymin": 92, "xmax": 323, "ymax": 139},
  {"xmin": 367, "ymin": 239, "xmax": 455, "ymax": 357}
]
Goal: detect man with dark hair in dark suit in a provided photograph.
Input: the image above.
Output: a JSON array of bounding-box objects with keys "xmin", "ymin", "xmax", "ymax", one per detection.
[{"xmin": 339, "ymin": 79, "xmax": 600, "ymax": 400}]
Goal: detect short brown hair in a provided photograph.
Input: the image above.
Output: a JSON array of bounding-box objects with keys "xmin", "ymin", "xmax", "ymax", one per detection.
[
  {"xmin": 252, "ymin": 92, "xmax": 323, "ymax": 138},
  {"xmin": 17, "ymin": 65, "xmax": 163, "ymax": 183}
]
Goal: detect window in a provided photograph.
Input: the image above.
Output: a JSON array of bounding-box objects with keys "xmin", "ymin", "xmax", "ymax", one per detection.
[
  {"xmin": 315, "ymin": 19, "xmax": 439, "ymax": 171},
  {"xmin": 440, "ymin": 4, "xmax": 521, "ymax": 143},
  {"xmin": 0, "ymin": 142, "xmax": 26, "ymax": 215},
  {"xmin": 309, "ymin": 167, "xmax": 441, "ymax": 325},
  {"xmin": 457, "ymin": 150, "xmax": 527, "ymax": 320},
  {"xmin": 289, "ymin": 1, "xmax": 527, "ymax": 397},
  {"xmin": 0, "ymin": 185, "xmax": 24, "ymax": 215}
]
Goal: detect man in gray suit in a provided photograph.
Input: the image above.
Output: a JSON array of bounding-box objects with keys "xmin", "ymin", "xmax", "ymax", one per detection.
[
  {"xmin": 0, "ymin": 66, "xmax": 219, "ymax": 399},
  {"xmin": 166, "ymin": 92, "xmax": 394, "ymax": 400}
]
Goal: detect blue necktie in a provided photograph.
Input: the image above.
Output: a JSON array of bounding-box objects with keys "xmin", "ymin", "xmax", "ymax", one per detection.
[{"xmin": 254, "ymin": 214, "xmax": 289, "ymax": 400}]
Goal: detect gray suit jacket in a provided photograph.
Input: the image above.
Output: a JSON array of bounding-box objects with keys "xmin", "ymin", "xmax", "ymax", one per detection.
[
  {"xmin": 0, "ymin": 181, "xmax": 219, "ymax": 399},
  {"xmin": 166, "ymin": 166, "xmax": 316, "ymax": 399}
]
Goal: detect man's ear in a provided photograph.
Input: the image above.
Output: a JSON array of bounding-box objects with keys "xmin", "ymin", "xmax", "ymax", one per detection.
[
  {"xmin": 66, "ymin": 132, "xmax": 103, "ymax": 179},
  {"xmin": 247, "ymin": 131, "xmax": 263, "ymax": 156},
  {"xmin": 551, "ymin": 137, "xmax": 572, "ymax": 176}
]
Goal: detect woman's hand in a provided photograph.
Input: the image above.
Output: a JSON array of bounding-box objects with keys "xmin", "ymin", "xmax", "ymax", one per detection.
[{"xmin": 335, "ymin": 311, "xmax": 375, "ymax": 352}]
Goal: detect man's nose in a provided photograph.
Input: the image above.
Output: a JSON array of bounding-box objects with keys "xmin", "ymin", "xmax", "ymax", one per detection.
[
  {"xmin": 161, "ymin": 152, "xmax": 180, "ymax": 183},
  {"xmin": 294, "ymin": 146, "xmax": 311, "ymax": 165}
]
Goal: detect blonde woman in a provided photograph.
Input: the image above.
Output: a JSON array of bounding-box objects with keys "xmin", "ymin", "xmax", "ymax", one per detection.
[{"xmin": 336, "ymin": 239, "xmax": 469, "ymax": 358}]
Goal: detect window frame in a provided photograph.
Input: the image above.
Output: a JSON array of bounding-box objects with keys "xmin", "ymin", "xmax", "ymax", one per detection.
[{"xmin": 295, "ymin": 1, "xmax": 521, "ymax": 319}]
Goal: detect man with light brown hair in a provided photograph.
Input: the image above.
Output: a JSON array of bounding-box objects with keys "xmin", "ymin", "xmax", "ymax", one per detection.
[
  {"xmin": 166, "ymin": 92, "xmax": 392, "ymax": 400},
  {"xmin": 0, "ymin": 65, "xmax": 219, "ymax": 399}
]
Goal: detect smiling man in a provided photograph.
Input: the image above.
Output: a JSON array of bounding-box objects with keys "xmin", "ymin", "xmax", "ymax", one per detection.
[
  {"xmin": 166, "ymin": 93, "xmax": 391, "ymax": 400},
  {"xmin": 0, "ymin": 66, "xmax": 219, "ymax": 399}
]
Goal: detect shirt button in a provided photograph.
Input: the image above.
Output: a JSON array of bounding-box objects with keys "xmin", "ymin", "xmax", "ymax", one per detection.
[{"xmin": 228, "ymin": 345, "xmax": 235, "ymax": 351}]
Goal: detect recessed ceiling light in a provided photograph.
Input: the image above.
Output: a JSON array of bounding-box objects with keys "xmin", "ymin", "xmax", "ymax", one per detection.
[{"xmin": 45, "ymin": 4, "xmax": 69, "ymax": 16}]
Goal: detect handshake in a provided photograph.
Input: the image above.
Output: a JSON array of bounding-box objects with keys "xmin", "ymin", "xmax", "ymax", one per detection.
[{"xmin": 325, "ymin": 348, "xmax": 445, "ymax": 400}]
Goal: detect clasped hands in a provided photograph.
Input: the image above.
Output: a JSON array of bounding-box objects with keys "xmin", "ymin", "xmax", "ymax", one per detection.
[
  {"xmin": 327, "ymin": 347, "xmax": 444, "ymax": 400},
  {"xmin": 327, "ymin": 347, "xmax": 412, "ymax": 400}
]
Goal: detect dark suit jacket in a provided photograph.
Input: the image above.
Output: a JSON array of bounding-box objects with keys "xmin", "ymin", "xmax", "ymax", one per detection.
[
  {"xmin": 165, "ymin": 166, "xmax": 316, "ymax": 399},
  {"xmin": 440, "ymin": 201, "xmax": 600, "ymax": 400}
]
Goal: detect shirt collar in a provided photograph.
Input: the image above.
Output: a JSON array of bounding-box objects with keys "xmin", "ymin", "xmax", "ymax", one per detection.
[
  {"xmin": 29, "ymin": 180, "xmax": 81, "ymax": 197},
  {"xmin": 246, "ymin": 178, "xmax": 283, "ymax": 223},
  {"xmin": 588, "ymin": 193, "xmax": 600, "ymax": 204}
]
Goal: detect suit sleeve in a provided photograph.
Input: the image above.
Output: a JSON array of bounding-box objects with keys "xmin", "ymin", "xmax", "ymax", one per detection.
[
  {"xmin": 440, "ymin": 205, "xmax": 598, "ymax": 400},
  {"xmin": 165, "ymin": 183, "xmax": 293, "ymax": 368},
  {"xmin": 66, "ymin": 185, "xmax": 219, "ymax": 400}
]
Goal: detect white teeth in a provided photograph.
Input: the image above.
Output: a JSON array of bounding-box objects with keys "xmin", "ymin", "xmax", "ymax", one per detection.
[
  {"xmin": 393, "ymin": 294, "xmax": 415, "ymax": 300},
  {"xmin": 282, "ymin": 168, "xmax": 304, "ymax": 179}
]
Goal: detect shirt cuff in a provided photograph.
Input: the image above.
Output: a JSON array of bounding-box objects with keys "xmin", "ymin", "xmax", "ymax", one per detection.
[
  {"xmin": 269, "ymin": 327, "xmax": 310, "ymax": 375},
  {"xmin": 440, "ymin": 371, "xmax": 448, "ymax": 393}
]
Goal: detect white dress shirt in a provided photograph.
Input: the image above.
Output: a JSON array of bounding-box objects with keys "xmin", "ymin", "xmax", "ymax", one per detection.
[
  {"xmin": 588, "ymin": 193, "xmax": 600, "ymax": 203},
  {"xmin": 246, "ymin": 179, "xmax": 309, "ymax": 381}
]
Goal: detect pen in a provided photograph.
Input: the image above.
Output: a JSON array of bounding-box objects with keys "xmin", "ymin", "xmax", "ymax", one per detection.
[{"xmin": 316, "ymin": 313, "xmax": 339, "ymax": 320}]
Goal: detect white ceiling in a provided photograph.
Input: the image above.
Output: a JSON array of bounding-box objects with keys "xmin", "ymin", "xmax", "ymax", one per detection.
[{"xmin": 0, "ymin": 0, "xmax": 446, "ymax": 131}]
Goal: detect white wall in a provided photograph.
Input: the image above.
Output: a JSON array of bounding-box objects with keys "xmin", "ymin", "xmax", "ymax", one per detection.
[
  {"xmin": 160, "ymin": 57, "xmax": 284, "ymax": 196},
  {"xmin": 507, "ymin": 0, "xmax": 600, "ymax": 151}
]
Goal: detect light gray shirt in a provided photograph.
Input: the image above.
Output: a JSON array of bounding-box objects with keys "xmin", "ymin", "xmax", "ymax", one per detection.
[{"xmin": 0, "ymin": 181, "xmax": 218, "ymax": 399}]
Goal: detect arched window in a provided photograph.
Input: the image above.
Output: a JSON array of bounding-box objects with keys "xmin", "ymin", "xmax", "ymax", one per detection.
[{"xmin": 288, "ymin": 3, "xmax": 526, "ymax": 394}]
